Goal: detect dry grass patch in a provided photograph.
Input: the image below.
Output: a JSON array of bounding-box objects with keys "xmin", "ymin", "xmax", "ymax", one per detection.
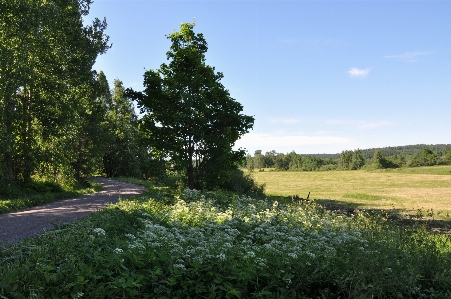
[{"xmin": 251, "ymin": 166, "xmax": 451, "ymax": 220}]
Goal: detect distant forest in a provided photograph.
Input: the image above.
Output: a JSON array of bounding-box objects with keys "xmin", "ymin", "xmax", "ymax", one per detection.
[{"xmin": 245, "ymin": 144, "xmax": 451, "ymax": 172}]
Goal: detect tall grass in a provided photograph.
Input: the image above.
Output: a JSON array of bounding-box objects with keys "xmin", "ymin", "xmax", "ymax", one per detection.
[{"xmin": 1, "ymin": 184, "xmax": 451, "ymax": 298}]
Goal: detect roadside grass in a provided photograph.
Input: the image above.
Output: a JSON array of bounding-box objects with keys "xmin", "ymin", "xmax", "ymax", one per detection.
[
  {"xmin": 0, "ymin": 179, "xmax": 102, "ymax": 215},
  {"xmin": 2, "ymin": 183, "xmax": 451, "ymax": 298},
  {"xmin": 251, "ymin": 165, "xmax": 451, "ymax": 221}
]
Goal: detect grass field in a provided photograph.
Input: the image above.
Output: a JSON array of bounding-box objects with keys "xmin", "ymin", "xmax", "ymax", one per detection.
[{"xmin": 251, "ymin": 165, "xmax": 451, "ymax": 220}]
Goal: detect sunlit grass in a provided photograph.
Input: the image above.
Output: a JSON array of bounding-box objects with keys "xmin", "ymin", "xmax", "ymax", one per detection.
[{"xmin": 251, "ymin": 166, "xmax": 451, "ymax": 220}]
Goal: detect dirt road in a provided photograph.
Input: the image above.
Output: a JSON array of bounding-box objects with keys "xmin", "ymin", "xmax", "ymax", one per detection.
[{"xmin": 0, "ymin": 177, "xmax": 145, "ymax": 245}]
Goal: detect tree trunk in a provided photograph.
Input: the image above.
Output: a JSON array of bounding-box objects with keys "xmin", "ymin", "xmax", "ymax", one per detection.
[
  {"xmin": 4, "ymin": 94, "xmax": 14, "ymax": 184},
  {"xmin": 74, "ymin": 138, "xmax": 84, "ymax": 183},
  {"xmin": 22, "ymin": 89, "xmax": 33, "ymax": 184},
  {"xmin": 187, "ymin": 136, "xmax": 194, "ymax": 189}
]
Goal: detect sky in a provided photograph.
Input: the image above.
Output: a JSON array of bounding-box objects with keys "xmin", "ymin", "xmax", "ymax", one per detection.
[{"xmin": 86, "ymin": 0, "xmax": 451, "ymax": 155}]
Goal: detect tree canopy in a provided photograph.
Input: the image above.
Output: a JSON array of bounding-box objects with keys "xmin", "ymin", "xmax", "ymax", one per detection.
[
  {"xmin": 127, "ymin": 22, "xmax": 254, "ymax": 189},
  {"xmin": 1, "ymin": 0, "xmax": 110, "ymax": 187}
]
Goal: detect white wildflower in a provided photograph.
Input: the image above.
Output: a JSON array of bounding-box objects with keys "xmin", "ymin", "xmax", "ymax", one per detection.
[
  {"xmin": 125, "ymin": 233, "xmax": 136, "ymax": 240},
  {"xmin": 173, "ymin": 264, "xmax": 186, "ymax": 270},
  {"xmin": 288, "ymin": 252, "xmax": 297, "ymax": 259},
  {"xmin": 93, "ymin": 228, "xmax": 105, "ymax": 236},
  {"xmin": 217, "ymin": 253, "xmax": 226, "ymax": 261}
]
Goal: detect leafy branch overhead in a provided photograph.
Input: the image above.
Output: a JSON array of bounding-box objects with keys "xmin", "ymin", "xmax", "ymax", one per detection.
[{"xmin": 127, "ymin": 22, "xmax": 254, "ymax": 190}]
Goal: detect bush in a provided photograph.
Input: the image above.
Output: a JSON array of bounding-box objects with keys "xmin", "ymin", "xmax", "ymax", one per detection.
[
  {"xmin": 25, "ymin": 181, "xmax": 64, "ymax": 193},
  {"xmin": 409, "ymin": 148, "xmax": 441, "ymax": 167},
  {"xmin": 319, "ymin": 164, "xmax": 337, "ymax": 171},
  {"xmin": 219, "ymin": 168, "xmax": 265, "ymax": 198}
]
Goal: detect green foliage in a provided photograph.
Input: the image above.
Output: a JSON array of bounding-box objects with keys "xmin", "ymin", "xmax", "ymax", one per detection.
[
  {"xmin": 0, "ymin": 0, "xmax": 110, "ymax": 185},
  {"xmin": 372, "ymin": 150, "xmax": 399, "ymax": 169},
  {"xmin": 245, "ymin": 154, "xmax": 254, "ymax": 173},
  {"xmin": 264, "ymin": 150, "xmax": 277, "ymax": 168},
  {"xmin": 339, "ymin": 150, "xmax": 353, "ymax": 170},
  {"xmin": 261, "ymin": 151, "xmax": 338, "ymax": 171},
  {"xmin": 127, "ymin": 22, "xmax": 254, "ymax": 190},
  {"xmin": 351, "ymin": 149, "xmax": 365, "ymax": 170},
  {"xmin": 409, "ymin": 148, "xmax": 441, "ymax": 167},
  {"xmin": 217, "ymin": 168, "xmax": 265, "ymax": 198},
  {"xmin": 274, "ymin": 153, "xmax": 289, "ymax": 170},
  {"xmin": 339, "ymin": 149, "xmax": 365, "ymax": 170},
  {"xmin": 2, "ymin": 186, "xmax": 451, "ymax": 298},
  {"xmin": 102, "ymin": 78, "xmax": 143, "ymax": 178},
  {"xmin": 444, "ymin": 148, "xmax": 451, "ymax": 165},
  {"xmin": 253, "ymin": 150, "xmax": 265, "ymax": 169},
  {"xmin": 23, "ymin": 181, "xmax": 63, "ymax": 193},
  {"xmin": 246, "ymin": 145, "xmax": 451, "ymax": 172}
]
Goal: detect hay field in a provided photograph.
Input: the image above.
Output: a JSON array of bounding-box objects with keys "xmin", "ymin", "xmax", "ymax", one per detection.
[{"xmin": 251, "ymin": 166, "xmax": 451, "ymax": 219}]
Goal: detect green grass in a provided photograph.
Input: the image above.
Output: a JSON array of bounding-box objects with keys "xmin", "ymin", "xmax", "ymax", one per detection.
[
  {"xmin": 251, "ymin": 165, "xmax": 451, "ymax": 220},
  {"xmin": 343, "ymin": 193, "xmax": 386, "ymax": 201},
  {"xmin": 0, "ymin": 179, "xmax": 102, "ymax": 215},
  {"xmin": 1, "ymin": 183, "xmax": 451, "ymax": 298},
  {"xmin": 370, "ymin": 165, "xmax": 451, "ymax": 175}
]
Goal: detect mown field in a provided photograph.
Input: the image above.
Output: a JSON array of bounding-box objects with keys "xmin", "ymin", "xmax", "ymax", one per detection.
[{"xmin": 251, "ymin": 165, "xmax": 451, "ymax": 220}]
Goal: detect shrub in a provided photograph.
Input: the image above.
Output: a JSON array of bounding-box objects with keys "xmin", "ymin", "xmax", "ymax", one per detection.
[
  {"xmin": 219, "ymin": 168, "xmax": 265, "ymax": 198},
  {"xmin": 409, "ymin": 148, "xmax": 441, "ymax": 167}
]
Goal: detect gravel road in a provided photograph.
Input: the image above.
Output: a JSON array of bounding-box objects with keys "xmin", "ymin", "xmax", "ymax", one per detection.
[{"xmin": 0, "ymin": 177, "xmax": 145, "ymax": 245}]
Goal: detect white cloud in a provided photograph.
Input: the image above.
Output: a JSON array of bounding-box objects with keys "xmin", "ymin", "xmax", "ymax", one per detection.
[
  {"xmin": 347, "ymin": 67, "xmax": 371, "ymax": 77},
  {"xmin": 326, "ymin": 119, "xmax": 395, "ymax": 129},
  {"xmin": 358, "ymin": 121, "xmax": 394, "ymax": 129},
  {"xmin": 235, "ymin": 133, "xmax": 352, "ymax": 149},
  {"xmin": 384, "ymin": 51, "xmax": 432, "ymax": 62}
]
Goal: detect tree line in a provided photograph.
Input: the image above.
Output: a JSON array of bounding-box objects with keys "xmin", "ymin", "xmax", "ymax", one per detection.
[
  {"xmin": 1, "ymin": 3, "xmax": 258, "ymax": 195},
  {"xmin": 245, "ymin": 145, "xmax": 451, "ymax": 172}
]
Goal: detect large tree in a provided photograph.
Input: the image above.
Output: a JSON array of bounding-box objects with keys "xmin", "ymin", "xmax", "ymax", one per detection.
[
  {"xmin": 127, "ymin": 22, "xmax": 254, "ymax": 189},
  {"xmin": 0, "ymin": 0, "xmax": 110, "ymax": 185}
]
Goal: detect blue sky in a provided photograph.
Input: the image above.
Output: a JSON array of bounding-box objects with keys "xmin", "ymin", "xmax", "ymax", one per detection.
[{"xmin": 87, "ymin": 0, "xmax": 451, "ymax": 155}]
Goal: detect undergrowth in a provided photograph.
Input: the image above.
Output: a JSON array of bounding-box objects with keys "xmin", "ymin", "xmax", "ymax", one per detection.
[{"xmin": 1, "ymin": 183, "xmax": 451, "ymax": 298}]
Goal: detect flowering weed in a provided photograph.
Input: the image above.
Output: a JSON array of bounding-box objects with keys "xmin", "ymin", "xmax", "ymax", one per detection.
[{"xmin": 1, "ymin": 186, "xmax": 451, "ymax": 298}]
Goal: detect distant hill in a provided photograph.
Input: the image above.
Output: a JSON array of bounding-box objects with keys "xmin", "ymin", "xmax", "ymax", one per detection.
[{"xmin": 306, "ymin": 144, "xmax": 451, "ymax": 160}]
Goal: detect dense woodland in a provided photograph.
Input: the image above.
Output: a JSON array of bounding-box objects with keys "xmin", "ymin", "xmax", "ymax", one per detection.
[
  {"xmin": 0, "ymin": 0, "xmax": 158, "ymax": 192},
  {"xmin": 245, "ymin": 144, "xmax": 451, "ymax": 172}
]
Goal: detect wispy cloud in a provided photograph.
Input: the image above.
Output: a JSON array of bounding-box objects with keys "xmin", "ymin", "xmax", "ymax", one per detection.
[
  {"xmin": 327, "ymin": 119, "xmax": 395, "ymax": 129},
  {"xmin": 347, "ymin": 67, "xmax": 371, "ymax": 78},
  {"xmin": 384, "ymin": 51, "xmax": 432, "ymax": 62},
  {"xmin": 235, "ymin": 133, "xmax": 352, "ymax": 148},
  {"xmin": 269, "ymin": 117, "xmax": 300, "ymax": 124}
]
